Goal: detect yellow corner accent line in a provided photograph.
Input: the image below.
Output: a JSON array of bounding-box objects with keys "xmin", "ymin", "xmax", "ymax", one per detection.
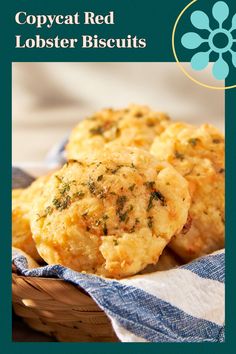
[{"xmin": 172, "ymin": 0, "xmax": 236, "ymax": 90}]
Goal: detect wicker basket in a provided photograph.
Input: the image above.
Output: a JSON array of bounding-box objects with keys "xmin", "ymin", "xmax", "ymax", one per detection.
[{"xmin": 12, "ymin": 270, "xmax": 119, "ymax": 342}]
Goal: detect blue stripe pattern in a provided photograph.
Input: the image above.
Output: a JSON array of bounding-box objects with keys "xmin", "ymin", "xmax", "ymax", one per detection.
[
  {"xmin": 181, "ymin": 252, "xmax": 225, "ymax": 283},
  {"xmin": 13, "ymin": 252, "xmax": 225, "ymax": 343}
]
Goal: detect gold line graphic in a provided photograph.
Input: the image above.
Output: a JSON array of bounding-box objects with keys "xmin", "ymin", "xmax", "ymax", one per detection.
[{"xmin": 172, "ymin": 0, "xmax": 236, "ymax": 90}]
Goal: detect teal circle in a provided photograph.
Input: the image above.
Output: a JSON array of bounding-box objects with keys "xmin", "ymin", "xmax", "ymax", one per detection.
[
  {"xmin": 209, "ymin": 29, "xmax": 233, "ymax": 53},
  {"xmin": 213, "ymin": 32, "xmax": 229, "ymax": 48}
]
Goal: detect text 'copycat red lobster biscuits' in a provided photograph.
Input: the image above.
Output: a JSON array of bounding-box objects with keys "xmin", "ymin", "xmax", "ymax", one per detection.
[
  {"xmin": 12, "ymin": 174, "xmax": 52, "ymax": 261},
  {"xmin": 150, "ymin": 122, "xmax": 225, "ymax": 262},
  {"xmin": 66, "ymin": 104, "xmax": 170, "ymax": 160},
  {"xmin": 31, "ymin": 147, "xmax": 190, "ymax": 278}
]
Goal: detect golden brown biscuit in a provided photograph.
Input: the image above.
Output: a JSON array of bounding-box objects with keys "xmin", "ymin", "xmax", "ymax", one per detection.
[
  {"xmin": 150, "ymin": 122, "xmax": 225, "ymax": 261},
  {"xmin": 31, "ymin": 147, "xmax": 190, "ymax": 278},
  {"xmin": 12, "ymin": 174, "xmax": 52, "ymax": 261},
  {"xmin": 66, "ymin": 104, "xmax": 170, "ymax": 160}
]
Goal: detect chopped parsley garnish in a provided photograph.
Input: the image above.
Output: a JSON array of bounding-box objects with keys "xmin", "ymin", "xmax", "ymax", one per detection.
[
  {"xmin": 119, "ymin": 205, "xmax": 133, "ymax": 223},
  {"xmin": 116, "ymin": 196, "xmax": 133, "ymax": 222},
  {"xmin": 175, "ymin": 151, "xmax": 185, "ymax": 161},
  {"xmin": 128, "ymin": 184, "xmax": 135, "ymax": 192},
  {"xmin": 89, "ymin": 121, "xmax": 114, "ymax": 136},
  {"xmin": 212, "ymin": 138, "xmax": 221, "ymax": 144},
  {"xmin": 73, "ymin": 191, "xmax": 85, "ymax": 199},
  {"xmin": 147, "ymin": 216, "xmax": 153, "ymax": 229},
  {"xmin": 144, "ymin": 181, "xmax": 155, "ymax": 189},
  {"xmin": 146, "ymin": 120, "xmax": 155, "ymax": 127},
  {"xmin": 111, "ymin": 165, "xmax": 123, "ymax": 174},
  {"xmin": 36, "ymin": 206, "xmax": 53, "ymax": 221},
  {"xmin": 97, "ymin": 190, "xmax": 106, "ymax": 199},
  {"xmin": 87, "ymin": 178, "xmax": 96, "ymax": 194},
  {"xmin": 94, "ymin": 215, "xmax": 109, "ymax": 233},
  {"xmin": 45, "ymin": 206, "xmax": 53, "ymax": 215},
  {"xmin": 188, "ymin": 138, "xmax": 200, "ymax": 146},
  {"xmin": 147, "ymin": 191, "xmax": 165, "ymax": 211},
  {"xmin": 118, "ymin": 210, "xmax": 128, "ymax": 222},
  {"xmin": 59, "ymin": 182, "xmax": 70, "ymax": 195},
  {"xmin": 103, "ymin": 223, "xmax": 108, "ymax": 236},
  {"xmin": 105, "ymin": 163, "xmax": 136, "ymax": 175},
  {"xmin": 55, "ymin": 175, "xmax": 63, "ymax": 182},
  {"xmin": 89, "ymin": 125, "xmax": 105, "ymax": 135},
  {"xmin": 52, "ymin": 195, "xmax": 71, "ymax": 211},
  {"xmin": 129, "ymin": 218, "xmax": 140, "ymax": 233},
  {"xmin": 116, "ymin": 195, "xmax": 127, "ymax": 211},
  {"xmin": 87, "ymin": 176, "xmax": 107, "ymax": 199}
]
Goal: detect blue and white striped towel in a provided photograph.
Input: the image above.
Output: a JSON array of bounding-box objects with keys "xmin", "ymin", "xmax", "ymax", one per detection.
[
  {"xmin": 12, "ymin": 160, "xmax": 225, "ymax": 342},
  {"xmin": 12, "ymin": 249, "xmax": 225, "ymax": 342}
]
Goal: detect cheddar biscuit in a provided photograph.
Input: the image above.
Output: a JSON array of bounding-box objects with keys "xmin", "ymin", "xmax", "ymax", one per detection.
[
  {"xmin": 12, "ymin": 174, "xmax": 51, "ymax": 261},
  {"xmin": 151, "ymin": 122, "xmax": 225, "ymax": 261},
  {"xmin": 31, "ymin": 147, "xmax": 190, "ymax": 278},
  {"xmin": 66, "ymin": 104, "xmax": 170, "ymax": 160}
]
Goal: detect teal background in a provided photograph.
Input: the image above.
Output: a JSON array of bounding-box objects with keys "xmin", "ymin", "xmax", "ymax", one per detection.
[{"xmin": 0, "ymin": 0, "xmax": 235, "ymax": 352}]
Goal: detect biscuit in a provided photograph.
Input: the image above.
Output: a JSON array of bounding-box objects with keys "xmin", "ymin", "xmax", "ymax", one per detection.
[
  {"xmin": 31, "ymin": 147, "xmax": 190, "ymax": 278},
  {"xmin": 66, "ymin": 104, "xmax": 170, "ymax": 160},
  {"xmin": 150, "ymin": 122, "xmax": 225, "ymax": 261},
  {"xmin": 12, "ymin": 174, "xmax": 52, "ymax": 261}
]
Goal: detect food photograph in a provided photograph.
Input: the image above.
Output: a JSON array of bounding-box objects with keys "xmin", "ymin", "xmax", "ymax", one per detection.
[{"xmin": 12, "ymin": 62, "xmax": 225, "ymax": 342}]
